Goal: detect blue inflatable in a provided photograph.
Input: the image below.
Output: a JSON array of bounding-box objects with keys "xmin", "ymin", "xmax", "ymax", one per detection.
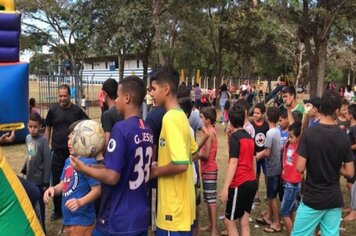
[
  {"xmin": 0, "ymin": 1, "xmax": 29, "ymax": 142},
  {"xmin": 0, "ymin": 63, "xmax": 29, "ymax": 142}
]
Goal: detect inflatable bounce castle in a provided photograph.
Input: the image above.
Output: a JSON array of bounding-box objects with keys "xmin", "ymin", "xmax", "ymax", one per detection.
[
  {"xmin": 0, "ymin": 0, "xmax": 28, "ymax": 142},
  {"xmin": 0, "ymin": 1, "xmax": 44, "ymax": 235}
]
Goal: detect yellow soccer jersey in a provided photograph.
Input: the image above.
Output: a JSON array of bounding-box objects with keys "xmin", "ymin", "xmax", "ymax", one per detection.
[{"xmin": 156, "ymin": 109, "xmax": 198, "ymax": 231}]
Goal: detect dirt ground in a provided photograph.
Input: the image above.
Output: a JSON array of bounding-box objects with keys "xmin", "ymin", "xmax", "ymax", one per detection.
[{"xmin": 1, "ymin": 111, "xmax": 356, "ymax": 235}]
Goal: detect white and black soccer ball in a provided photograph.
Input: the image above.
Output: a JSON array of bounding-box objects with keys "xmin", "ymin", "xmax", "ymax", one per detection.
[{"xmin": 72, "ymin": 120, "xmax": 105, "ymax": 157}]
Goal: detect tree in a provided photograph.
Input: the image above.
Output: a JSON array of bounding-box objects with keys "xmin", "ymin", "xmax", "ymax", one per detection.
[
  {"xmin": 297, "ymin": 0, "xmax": 355, "ymax": 96},
  {"xmin": 17, "ymin": 0, "xmax": 98, "ymax": 99}
]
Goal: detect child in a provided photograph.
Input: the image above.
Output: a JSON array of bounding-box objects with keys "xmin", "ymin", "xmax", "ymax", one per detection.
[
  {"xmin": 337, "ymin": 98, "xmax": 350, "ymax": 132},
  {"xmin": 256, "ymin": 106, "xmax": 282, "ymax": 233},
  {"xmin": 344, "ymin": 104, "xmax": 356, "ymax": 221},
  {"xmin": 43, "ymin": 121, "xmax": 101, "ymax": 236},
  {"xmin": 70, "ymin": 76, "xmax": 154, "ymax": 236},
  {"xmin": 251, "ymin": 102, "xmax": 269, "ymax": 204},
  {"xmin": 21, "ymin": 112, "xmax": 51, "ymax": 233},
  {"xmin": 280, "ymin": 122, "xmax": 302, "ymax": 236},
  {"xmin": 235, "ymin": 99, "xmax": 255, "ymax": 138},
  {"xmin": 199, "ymin": 107, "xmax": 218, "ymax": 236},
  {"xmin": 150, "ymin": 66, "xmax": 198, "ymax": 235},
  {"xmin": 223, "ymin": 100, "xmax": 231, "ymax": 125},
  {"xmin": 220, "ymin": 104, "xmax": 257, "ymax": 236},
  {"xmin": 278, "ymin": 110, "xmax": 289, "ymax": 151}
]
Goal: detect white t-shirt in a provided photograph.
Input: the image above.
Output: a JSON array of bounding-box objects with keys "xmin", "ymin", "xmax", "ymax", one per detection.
[{"xmin": 344, "ymin": 90, "xmax": 354, "ymax": 103}]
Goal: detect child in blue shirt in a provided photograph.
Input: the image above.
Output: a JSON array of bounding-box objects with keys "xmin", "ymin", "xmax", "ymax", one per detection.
[{"xmin": 43, "ymin": 121, "xmax": 101, "ymax": 236}]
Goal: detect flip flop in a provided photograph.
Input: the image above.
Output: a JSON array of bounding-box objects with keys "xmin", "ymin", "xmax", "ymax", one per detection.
[
  {"xmin": 256, "ymin": 217, "xmax": 271, "ymax": 225},
  {"xmin": 264, "ymin": 226, "xmax": 281, "ymax": 233}
]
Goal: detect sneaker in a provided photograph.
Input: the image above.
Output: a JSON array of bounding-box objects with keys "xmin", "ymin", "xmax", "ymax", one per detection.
[{"xmin": 50, "ymin": 212, "xmax": 62, "ymax": 221}]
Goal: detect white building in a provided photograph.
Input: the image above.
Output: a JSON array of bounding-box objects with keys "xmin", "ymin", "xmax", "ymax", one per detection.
[{"xmin": 81, "ymin": 54, "xmax": 151, "ymax": 84}]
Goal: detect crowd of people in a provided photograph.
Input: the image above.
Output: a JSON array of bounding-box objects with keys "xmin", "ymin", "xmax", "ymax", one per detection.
[{"xmin": 3, "ymin": 67, "xmax": 356, "ymax": 236}]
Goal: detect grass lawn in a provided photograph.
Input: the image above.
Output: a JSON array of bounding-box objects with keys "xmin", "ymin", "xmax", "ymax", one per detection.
[{"xmin": 1, "ymin": 110, "xmax": 355, "ymax": 235}]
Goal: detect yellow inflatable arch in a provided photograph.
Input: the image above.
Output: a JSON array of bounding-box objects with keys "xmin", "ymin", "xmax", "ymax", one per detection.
[{"xmin": 0, "ymin": 0, "xmax": 15, "ymax": 12}]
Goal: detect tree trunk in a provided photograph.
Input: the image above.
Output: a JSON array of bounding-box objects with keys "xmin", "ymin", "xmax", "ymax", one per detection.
[
  {"xmin": 142, "ymin": 50, "xmax": 149, "ymax": 86},
  {"xmin": 119, "ymin": 50, "xmax": 125, "ymax": 81},
  {"xmin": 216, "ymin": 26, "xmax": 223, "ymax": 89},
  {"xmin": 152, "ymin": 0, "xmax": 166, "ymax": 65},
  {"xmin": 316, "ymin": 39, "xmax": 327, "ymax": 97}
]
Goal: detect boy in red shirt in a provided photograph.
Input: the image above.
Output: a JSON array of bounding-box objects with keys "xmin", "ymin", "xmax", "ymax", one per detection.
[
  {"xmin": 281, "ymin": 121, "xmax": 302, "ymax": 235},
  {"xmin": 220, "ymin": 104, "xmax": 257, "ymax": 236}
]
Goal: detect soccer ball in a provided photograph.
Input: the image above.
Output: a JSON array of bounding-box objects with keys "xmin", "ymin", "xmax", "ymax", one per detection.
[{"xmin": 72, "ymin": 120, "xmax": 105, "ymax": 157}]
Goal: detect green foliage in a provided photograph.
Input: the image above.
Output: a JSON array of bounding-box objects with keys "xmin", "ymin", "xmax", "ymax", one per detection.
[{"xmin": 325, "ymin": 62, "xmax": 344, "ymax": 83}]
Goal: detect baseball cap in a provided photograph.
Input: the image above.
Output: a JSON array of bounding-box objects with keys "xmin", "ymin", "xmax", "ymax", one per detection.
[{"xmin": 303, "ymin": 96, "xmax": 321, "ymax": 109}]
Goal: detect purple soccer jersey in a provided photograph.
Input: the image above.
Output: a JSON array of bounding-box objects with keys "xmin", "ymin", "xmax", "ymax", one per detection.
[{"xmin": 96, "ymin": 117, "xmax": 154, "ymax": 235}]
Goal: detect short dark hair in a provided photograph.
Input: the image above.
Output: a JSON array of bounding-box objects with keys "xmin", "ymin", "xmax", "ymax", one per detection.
[
  {"xmin": 67, "ymin": 120, "xmax": 83, "ymax": 136},
  {"xmin": 320, "ymin": 90, "xmax": 342, "ymax": 116},
  {"xmin": 288, "ymin": 121, "xmax": 302, "ymax": 137},
  {"xmin": 229, "ymin": 104, "xmax": 245, "ymax": 128},
  {"xmin": 282, "ymin": 86, "xmax": 296, "ymax": 98},
  {"xmin": 349, "ymin": 104, "xmax": 356, "ymax": 120},
  {"xmin": 254, "ymin": 102, "xmax": 266, "ymax": 114},
  {"xmin": 234, "ymin": 99, "xmax": 250, "ymax": 112},
  {"xmin": 341, "ymin": 98, "xmax": 350, "ymax": 106},
  {"xmin": 178, "ymin": 97, "xmax": 193, "ymax": 118},
  {"xmin": 201, "ymin": 107, "xmax": 217, "ymax": 124},
  {"xmin": 280, "ymin": 109, "xmax": 288, "ymax": 119},
  {"xmin": 102, "ymin": 78, "xmax": 118, "ymax": 100},
  {"xmin": 29, "ymin": 97, "xmax": 36, "ymax": 107},
  {"xmin": 177, "ymin": 84, "xmax": 191, "ymax": 99},
  {"xmin": 58, "ymin": 84, "xmax": 70, "ymax": 96},
  {"xmin": 150, "ymin": 66, "xmax": 180, "ymax": 95},
  {"xmin": 267, "ymin": 106, "xmax": 280, "ymax": 123},
  {"xmin": 119, "ymin": 76, "xmax": 146, "ymax": 107},
  {"xmin": 29, "ymin": 112, "xmax": 42, "ymax": 124},
  {"xmin": 292, "ymin": 110, "xmax": 303, "ymax": 123}
]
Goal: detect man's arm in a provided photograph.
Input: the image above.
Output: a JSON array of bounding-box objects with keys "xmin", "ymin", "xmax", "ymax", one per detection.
[
  {"xmin": 70, "ymin": 157, "xmax": 121, "ymax": 185},
  {"xmin": 44, "ymin": 126, "xmax": 51, "ymax": 142},
  {"xmin": 151, "ymin": 162, "xmax": 188, "ymax": 178},
  {"xmin": 296, "ymin": 155, "xmax": 306, "ymax": 173},
  {"xmin": 340, "ymin": 161, "xmax": 355, "ymax": 179}
]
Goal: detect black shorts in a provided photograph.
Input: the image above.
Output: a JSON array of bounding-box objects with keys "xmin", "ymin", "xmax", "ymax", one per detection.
[{"xmin": 225, "ymin": 180, "xmax": 257, "ymax": 220}]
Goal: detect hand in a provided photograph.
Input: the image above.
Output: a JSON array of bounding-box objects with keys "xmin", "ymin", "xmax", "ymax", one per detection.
[
  {"xmin": 304, "ymin": 103, "xmax": 313, "ymax": 113},
  {"xmin": 70, "ymin": 156, "xmax": 86, "ymax": 173},
  {"xmin": 65, "ymin": 198, "xmax": 81, "ymax": 212},
  {"xmin": 219, "ymin": 188, "xmax": 228, "ymax": 204},
  {"xmin": 0, "ymin": 130, "xmax": 15, "ymax": 143},
  {"xmin": 43, "ymin": 187, "xmax": 55, "ymax": 204},
  {"xmin": 226, "ymin": 122, "xmax": 233, "ymax": 137},
  {"xmin": 150, "ymin": 161, "xmax": 158, "ymax": 179}
]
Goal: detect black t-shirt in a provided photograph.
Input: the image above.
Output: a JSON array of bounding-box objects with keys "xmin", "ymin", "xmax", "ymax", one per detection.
[
  {"xmin": 297, "ymin": 123, "xmax": 354, "ymax": 209},
  {"xmin": 145, "ymin": 106, "xmax": 165, "ymax": 146},
  {"xmin": 45, "ymin": 103, "xmax": 88, "ymax": 149},
  {"xmin": 348, "ymin": 125, "xmax": 356, "ymax": 182},
  {"xmin": 251, "ymin": 120, "xmax": 269, "ymax": 153},
  {"xmin": 101, "ymin": 106, "xmax": 124, "ymax": 133}
]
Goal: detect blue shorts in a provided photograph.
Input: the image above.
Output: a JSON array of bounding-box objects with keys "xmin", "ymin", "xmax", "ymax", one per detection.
[
  {"xmin": 266, "ymin": 175, "xmax": 280, "ymax": 199},
  {"xmin": 280, "ymin": 182, "xmax": 301, "ymax": 217},
  {"xmin": 156, "ymin": 227, "xmax": 192, "ymax": 236},
  {"xmin": 292, "ymin": 202, "xmax": 341, "ymax": 236},
  {"xmin": 256, "ymin": 159, "xmax": 266, "ymax": 175},
  {"xmin": 93, "ymin": 227, "xmax": 147, "ymax": 236}
]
